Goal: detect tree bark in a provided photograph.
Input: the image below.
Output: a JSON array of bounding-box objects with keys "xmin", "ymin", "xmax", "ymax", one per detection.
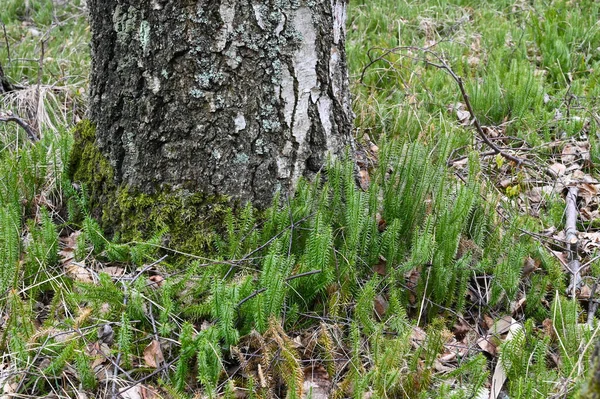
[
  {"xmin": 581, "ymin": 340, "xmax": 600, "ymax": 399},
  {"xmin": 86, "ymin": 0, "xmax": 353, "ymax": 209}
]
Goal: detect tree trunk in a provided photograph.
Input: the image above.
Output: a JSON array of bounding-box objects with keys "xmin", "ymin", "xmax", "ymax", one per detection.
[
  {"xmin": 85, "ymin": 0, "xmax": 353, "ymax": 210},
  {"xmin": 582, "ymin": 340, "xmax": 600, "ymax": 399}
]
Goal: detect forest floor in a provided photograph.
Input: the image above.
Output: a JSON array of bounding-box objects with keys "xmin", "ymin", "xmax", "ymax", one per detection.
[{"xmin": 1, "ymin": 0, "xmax": 600, "ymax": 398}]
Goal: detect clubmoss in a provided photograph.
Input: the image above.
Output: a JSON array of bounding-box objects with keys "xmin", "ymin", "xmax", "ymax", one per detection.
[{"xmin": 68, "ymin": 121, "xmax": 234, "ymax": 258}]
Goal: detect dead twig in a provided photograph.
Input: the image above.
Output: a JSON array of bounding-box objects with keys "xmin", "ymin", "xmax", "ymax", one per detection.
[
  {"xmin": 236, "ymin": 269, "xmax": 322, "ymax": 309},
  {"xmin": 360, "ymin": 45, "xmax": 529, "ymax": 166},
  {"xmin": 587, "ymin": 279, "xmax": 598, "ymax": 326},
  {"xmin": 422, "ymin": 52, "xmax": 528, "ymax": 166},
  {"xmin": 33, "ymin": 38, "xmax": 47, "ymax": 133},
  {"xmin": 1, "ymin": 22, "xmax": 9, "ymax": 64},
  {"xmin": 0, "ymin": 114, "xmax": 38, "ymax": 141},
  {"xmin": 565, "ymin": 186, "xmax": 581, "ymax": 296}
]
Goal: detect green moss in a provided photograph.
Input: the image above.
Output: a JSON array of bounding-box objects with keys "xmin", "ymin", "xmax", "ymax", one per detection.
[
  {"xmin": 580, "ymin": 343, "xmax": 600, "ymax": 399},
  {"xmin": 67, "ymin": 120, "xmax": 116, "ymax": 217},
  {"xmin": 112, "ymin": 188, "xmax": 230, "ymax": 255},
  {"xmin": 68, "ymin": 121, "xmax": 234, "ymax": 258}
]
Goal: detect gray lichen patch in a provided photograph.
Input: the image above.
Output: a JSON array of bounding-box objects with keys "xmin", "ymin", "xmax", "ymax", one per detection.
[
  {"xmin": 112, "ymin": 4, "xmax": 139, "ymax": 44},
  {"xmin": 139, "ymin": 20, "xmax": 151, "ymax": 54},
  {"xmin": 234, "ymin": 113, "xmax": 247, "ymax": 132}
]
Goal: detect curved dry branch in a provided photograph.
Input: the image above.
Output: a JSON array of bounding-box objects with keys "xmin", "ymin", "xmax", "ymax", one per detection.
[
  {"xmin": 0, "ymin": 114, "xmax": 38, "ymax": 141},
  {"xmin": 360, "ymin": 46, "xmax": 529, "ymax": 166}
]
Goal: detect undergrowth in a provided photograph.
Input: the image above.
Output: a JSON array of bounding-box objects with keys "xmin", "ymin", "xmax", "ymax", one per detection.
[{"xmin": 1, "ymin": 0, "xmax": 600, "ymax": 398}]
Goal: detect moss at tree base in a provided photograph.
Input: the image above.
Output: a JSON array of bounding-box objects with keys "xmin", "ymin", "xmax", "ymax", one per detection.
[
  {"xmin": 67, "ymin": 120, "xmax": 233, "ymax": 257},
  {"xmin": 581, "ymin": 341, "xmax": 600, "ymax": 399}
]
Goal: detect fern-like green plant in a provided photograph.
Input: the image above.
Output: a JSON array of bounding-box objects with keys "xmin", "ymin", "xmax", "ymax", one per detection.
[
  {"xmin": 197, "ymin": 327, "xmax": 223, "ymax": 398},
  {"xmin": 118, "ymin": 312, "xmax": 134, "ymax": 369},
  {"xmin": 174, "ymin": 322, "xmax": 197, "ymax": 391},
  {"xmin": 0, "ymin": 203, "xmax": 21, "ymax": 295},
  {"xmin": 254, "ymin": 240, "xmax": 294, "ymax": 332},
  {"xmin": 24, "ymin": 208, "xmax": 59, "ymax": 296}
]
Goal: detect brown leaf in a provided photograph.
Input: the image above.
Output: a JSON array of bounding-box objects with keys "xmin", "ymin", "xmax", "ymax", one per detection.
[
  {"xmin": 358, "ymin": 169, "xmax": 370, "ymax": 191},
  {"xmin": 452, "ymin": 318, "xmax": 471, "ymax": 339},
  {"xmin": 456, "ymin": 110, "xmax": 471, "ymax": 125},
  {"xmin": 522, "ymin": 257, "xmax": 539, "ymax": 277},
  {"xmin": 489, "ymin": 316, "xmax": 516, "ymax": 336},
  {"xmin": 476, "ymin": 335, "xmax": 497, "ymax": 356},
  {"xmin": 97, "ymin": 324, "xmax": 114, "ymax": 345},
  {"xmin": 119, "ymin": 385, "xmax": 140, "ymax": 399},
  {"xmin": 561, "ymin": 144, "xmax": 578, "ymax": 164},
  {"xmin": 483, "ymin": 314, "xmax": 494, "ymax": 330},
  {"xmin": 143, "ymin": 340, "xmax": 164, "ymax": 369},
  {"xmin": 410, "ymin": 326, "xmax": 427, "ymax": 348},
  {"xmin": 148, "ymin": 275, "xmax": 165, "ymax": 289},
  {"xmin": 490, "ymin": 321, "xmax": 523, "ymax": 399},
  {"xmin": 578, "ymin": 284, "xmax": 592, "ymax": 299},
  {"xmin": 434, "ymin": 358, "xmax": 455, "ymax": 372},
  {"xmin": 119, "ymin": 384, "xmax": 160, "ymax": 399},
  {"xmin": 552, "ymin": 250, "xmax": 569, "ymax": 267},
  {"xmin": 303, "ymin": 365, "xmax": 331, "ymax": 399},
  {"xmin": 140, "ymin": 385, "xmax": 160, "ymax": 399},
  {"xmin": 376, "ymin": 213, "xmax": 387, "ymax": 232},
  {"xmin": 65, "ymin": 262, "xmax": 94, "ymax": 283},
  {"xmin": 373, "ymin": 257, "xmax": 387, "ymax": 276},
  {"xmin": 86, "ymin": 342, "xmax": 111, "ymax": 369},
  {"xmin": 101, "ymin": 266, "xmax": 126, "ymax": 277},
  {"xmin": 374, "ymin": 295, "xmax": 389, "ymax": 320},
  {"xmin": 510, "ymin": 295, "xmax": 527, "ymax": 315},
  {"xmin": 549, "ymin": 162, "xmax": 567, "ymax": 177}
]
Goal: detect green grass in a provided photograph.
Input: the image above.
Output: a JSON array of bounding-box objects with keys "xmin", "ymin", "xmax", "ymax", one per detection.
[{"xmin": 1, "ymin": 0, "xmax": 600, "ymax": 398}]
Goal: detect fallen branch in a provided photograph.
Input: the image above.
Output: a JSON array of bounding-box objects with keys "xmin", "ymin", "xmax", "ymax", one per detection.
[
  {"xmin": 422, "ymin": 53, "xmax": 529, "ymax": 166},
  {"xmin": 588, "ymin": 280, "xmax": 598, "ymax": 326},
  {"xmin": 565, "ymin": 186, "xmax": 582, "ymax": 296},
  {"xmin": 236, "ymin": 269, "xmax": 322, "ymax": 309},
  {"xmin": 361, "ymin": 46, "xmax": 529, "ymax": 166},
  {"xmin": 0, "ymin": 114, "xmax": 38, "ymax": 141}
]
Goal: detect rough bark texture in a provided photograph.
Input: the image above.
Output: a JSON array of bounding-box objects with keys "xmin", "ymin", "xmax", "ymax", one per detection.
[{"xmin": 86, "ymin": 0, "xmax": 353, "ymax": 209}]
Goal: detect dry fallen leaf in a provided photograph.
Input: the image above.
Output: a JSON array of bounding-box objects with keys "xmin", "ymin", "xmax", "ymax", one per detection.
[
  {"xmin": 561, "ymin": 144, "xmax": 578, "ymax": 164},
  {"xmin": 65, "ymin": 262, "xmax": 94, "ymax": 283},
  {"xmin": 490, "ymin": 321, "xmax": 523, "ymax": 399},
  {"xmin": 410, "ymin": 326, "xmax": 427, "ymax": 349},
  {"xmin": 101, "ymin": 266, "xmax": 126, "ymax": 277},
  {"xmin": 374, "ymin": 295, "xmax": 389, "ymax": 320},
  {"xmin": 98, "ymin": 324, "xmax": 114, "ymax": 345},
  {"xmin": 457, "ymin": 110, "xmax": 471, "ymax": 125},
  {"xmin": 477, "ymin": 335, "xmax": 498, "ymax": 356},
  {"xmin": 119, "ymin": 386, "xmax": 142, "ymax": 399},
  {"xmin": 143, "ymin": 340, "xmax": 165, "ymax": 369},
  {"xmin": 490, "ymin": 316, "xmax": 515, "ymax": 336},
  {"xmin": 302, "ymin": 365, "xmax": 331, "ymax": 399},
  {"xmin": 148, "ymin": 275, "xmax": 165, "ymax": 289},
  {"xmin": 86, "ymin": 341, "xmax": 111, "ymax": 369},
  {"xmin": 549, "ymin": 162, "xmax": 567, "ymax": 177},
  {"xmin": 358, "ymin": 169, "xmax": 370, "ymax": 191}
]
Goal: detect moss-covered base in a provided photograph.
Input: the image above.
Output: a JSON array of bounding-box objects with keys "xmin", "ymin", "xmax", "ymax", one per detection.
[
  {"xmin": 67, "ymin": 121, "xmax": 233, "ymax": 256},
  {"xmin": 580, "ymin": 342, "xmax": 600, "ymax": 399}
]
